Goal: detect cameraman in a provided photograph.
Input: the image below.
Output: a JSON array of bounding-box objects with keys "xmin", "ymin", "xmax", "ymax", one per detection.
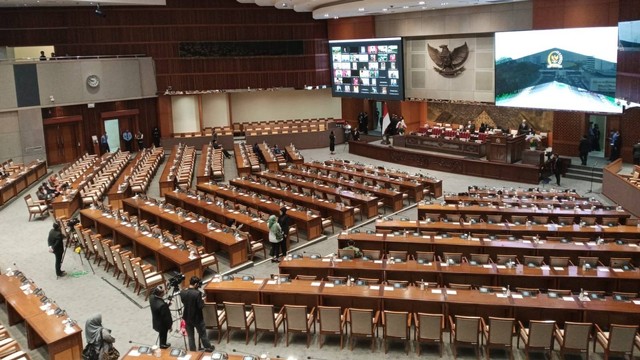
[
  {"xmin": 150, "ymin": 286, "xmax": 172, "ymax": 349},
  {"xmin": 179, "ymin": 276, "xmax": 214, "ymax": 352},
  {"xmin": 47, "ymin": 222, "xmax": 66, "ymax": 278}
]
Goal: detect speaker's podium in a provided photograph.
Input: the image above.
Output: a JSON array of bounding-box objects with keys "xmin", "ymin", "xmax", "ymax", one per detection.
[{"xmin": 486, "ymin": 133, "xmax": 525, "ymax": 164}]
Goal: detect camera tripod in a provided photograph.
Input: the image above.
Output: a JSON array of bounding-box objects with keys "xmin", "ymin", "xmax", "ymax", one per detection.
[
  {"xmin": 165, "ymin": 281, "xmax": 189, "ymax": 351},
  {"xmin": 61, "ymin": 223, "xmax": 95, "ymax": 275}
]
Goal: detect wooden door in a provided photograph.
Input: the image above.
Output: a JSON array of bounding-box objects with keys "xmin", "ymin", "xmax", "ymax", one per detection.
[{"xmin": 44, "ymin": 122, "xmax": 81, "ymax": 165}]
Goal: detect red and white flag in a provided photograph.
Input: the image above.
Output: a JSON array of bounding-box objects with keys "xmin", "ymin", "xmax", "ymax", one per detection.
[{"xmin": 381, "ymin": 102, "xmax": 390, "ymax": 135}]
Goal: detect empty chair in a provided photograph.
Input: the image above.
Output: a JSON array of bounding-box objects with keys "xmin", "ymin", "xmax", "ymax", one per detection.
[
  {"xmin": 578, "ymin": 256, "xmax": 600, "ymax": 268},
  {"xmin": 133, "ymin": 262, "xmax": 165, "ymax": 301},
  {"xmin": 549, "ymin": 256, "xmax": 571, "ymax": 267},
  {"xmin": 442, "ymin": 252, "xmax": 462, "ymax": 264},
  {"xmin": 486, "ymin": 214, "xmax": 503, "ymax": 224},
  {"xmin": 355, "ymin": 277, "xmax": 380, "ymax": 286},
  {"xmin": 387, "ymin": 250, "xmax": 408, "ymax": 261},
  {"xmin": 415, "ymin": 251, "xmax": 435, "ymax": 263},
  {"xmin": 548, "ymin": 289, "xmax": 572, "ymax": 297},
  {"xmin": 415, "ymin": 280, "xmax": 439, "ymax": 289},
  {"xmin": 347, "ymin": 308, "xmax": 380, "ymax": 352},
  {"xmin": 580, "ymin": 217, "xmax": 597, "ymax": 225},
  {"xmin": 554, "ymin": 321, "xmax": 592, "ymax": 359},
  {"xmin": 326, "ymin": 276, "xmax": 346, "ymax": 284},
  {"xmin": 295, "ymin": 275, "xmax": 317, "ymax": 281},
  {"xmin": 414, "ymin": 313, "xmax": 445, "ymax": 356},
  {"xmin": 523, "ymin": 255, "xmax": 544, "ymax": 267},
  {"xmin": 386, "ymin": 280, "xmax": 409, "ymax": 288},
  {"xmin": 471, "ymin": 233, "xmax": 490, "ymax": 239},
  {"xmin": 511, "ymin": 215, "xmax": 528, "ymax": 224},
  {"xmin": 284, "ymin": 305, "xmax": 315, "ymax": 348},
  {"xmin": 594, "ymin": 323, "xmax": 638, "ymax": 360},
  {"xmin": 601, "ymin": 217, "xmax": 619, "ymax": 226},
  {"xmin": 250, "ymin": 304, "xmax": 284, "ymax": 345},
  {"xmin": 558, "ymin": 216, "xmax": 576, "ymax": 225},
  {"xmin": 483, "ymin": 317, "xmax": 516, "ymax": 360},
  {"xmin": 317, "ymin": 306, "xmax": 346, "ymax": 349},
  {"xmin": 449, "ymin": 315, "xmax": 483, "ymax": 358},
  {"xmin": 382, "ymin": 310, "xmax": 410, "ymax": 354},
  {"xmin": 612, "ymin": 291, "xmax": 637, "ymax": 300},
  {"xmin": 516, "ymin": 288, "xmax": 541, "ymax": 297},
  {"xmin": 465, "ymin": 215, "xmax": 482, "ymax": 224},
  {"xmin": 448, "ymin": 283, "xmax": 473, "ymax": 290},
  {"xmin": 468, "ymin": 253, "xmax": 490, "ymax": 265},
  {"xmin": 532, "ymin": 216, "xmax": 549, "ymax": 224},
  {"xmin": 517, "ymin": 320, "xmax": 556, "ymax": 360},
  {"xmin": 610, "ymin": 257, "xmax": 633, "ymax": 269},
  {"xmin": 496, "ymin": 254, "xmax": 517, "ymax": 266},
  {"xmin": 224, "ymin": 302, "xmax": 255, "ymax": 344},
  {"xmin": 362, "ymin": 249, "xmax": 382, "ymax": 260},
  {"xmin": 25, "ymin": 195, "xmax": 48, "ymax": 221},
  {"xmin": 246, "ymin": 232, "xmax": 267, "ymax": 261},
  {"xmin": 203, "ymin": 302, "xmax": 227, "ymax": 344}
]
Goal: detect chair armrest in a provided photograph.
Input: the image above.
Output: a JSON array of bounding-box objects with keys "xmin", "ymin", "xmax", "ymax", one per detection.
[
  {"xmin": 449, "ymin": 315, "xmax": 455, "ymax": 331},
  {"xmin": 406, "ymin": 313, "xmax": 412, "ymax": 327},
  {"xmin": 373, "ymin": 311, "xmax": 380, "ymax": 326},
  {"xmin": 518, "ymin": 320, "xmax": 526, "ymax": 332},
  {"xmin": 594, "ymin": 323, "xmax": 604, "ymax": 334},
  {"xmin": 277, "ymin": 307, "xmax": 286, "ymax": 318}
]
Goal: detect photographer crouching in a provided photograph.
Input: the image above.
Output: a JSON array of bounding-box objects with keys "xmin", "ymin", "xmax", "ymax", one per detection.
[{"xmin": 179, "ymin": 276, "xmax": 214, "ymax": 352}]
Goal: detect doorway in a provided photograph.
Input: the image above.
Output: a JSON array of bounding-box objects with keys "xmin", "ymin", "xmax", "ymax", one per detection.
[
  {"xmin": 104, "ymin": 119, "xmax": 121, "ymax": 152},
  {"xmin": 370, "ymin": 101, "xmax": 384, "ymax": 134},
  {"xmin": 43, "ymin": 119, "xmax": 82, "ymax": 165},
  {"xmin": 588, "ymin": 115, "xmax": 606, "ymax": 159}
]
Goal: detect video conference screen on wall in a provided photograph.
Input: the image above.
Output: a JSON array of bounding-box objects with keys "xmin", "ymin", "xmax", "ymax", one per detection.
[
  {"xmin": 619, "ymin": 20, "xmax": 640, "ymax": 51},
  {"xmin": 495, "ymin": 27, "xmax": 621, "ymax": 113},
  {"xmin": 329, "ymin": 38, "xmax": 404, "ymax": 101}
]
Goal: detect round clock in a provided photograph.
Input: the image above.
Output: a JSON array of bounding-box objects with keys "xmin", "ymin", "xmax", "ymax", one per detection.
[{"xmin": 86, "ymin": 75, "xmax": 100, "ymax": 88}]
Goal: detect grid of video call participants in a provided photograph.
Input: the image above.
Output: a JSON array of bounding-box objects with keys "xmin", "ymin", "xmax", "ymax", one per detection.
[{"xmin": 331, "ymin": 44, "xmax": 401, "ymax": 96}]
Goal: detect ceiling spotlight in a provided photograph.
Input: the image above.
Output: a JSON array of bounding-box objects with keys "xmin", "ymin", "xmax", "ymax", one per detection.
[
  {"xmin": 95, "ymin": 4, "xmax": 106, "ymax": 17},
  {"xmin": 419, "ymin": 1, "xmax": 425, "ymax": 4}
]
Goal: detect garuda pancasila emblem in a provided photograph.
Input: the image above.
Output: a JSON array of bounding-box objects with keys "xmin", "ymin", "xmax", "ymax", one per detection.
[{"xmin": 427, "ymin": 42, "xmax": 469, "ymax": 78}]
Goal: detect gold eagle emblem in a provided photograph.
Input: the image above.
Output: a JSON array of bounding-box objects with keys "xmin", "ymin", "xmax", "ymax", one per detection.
[{"xmin": 427, "ymin": 42, "xmax": 469, "ymax": 78}]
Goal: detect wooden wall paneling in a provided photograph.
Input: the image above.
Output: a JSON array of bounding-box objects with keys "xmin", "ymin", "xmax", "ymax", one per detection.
[
  {"xmin": 618, "ymin": 0, "xmax": 640, "ymax": 21},
  {"xmin": 551, "ymin": 111, "xmax": 587, "ymax": 157},
  {"xmin": 157, "ymin": 96, "xmax": 174, "ymax": 139},
  {"xmin": 618, "ymin": 107, "xmax": 640, "ymax": 163},
  {"xmin": 398, "ymin": 101, "xmax": 426, "ymax": 132},
  {"xmin": 340, "ymin": 98, "xmax": 365, "ymax": 128},
  {"xmin": 327, "ymin": 17, "xmax": 375, "ymax": 40},
  {"xmin": 532, "ymin": 0, "xmax": 619, "ymax": 29}
]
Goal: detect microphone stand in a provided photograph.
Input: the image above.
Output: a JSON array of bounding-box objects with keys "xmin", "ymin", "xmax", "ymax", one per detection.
[{"xmin": 586, "ymin": 162, "xmax": 598, "ymax": 194}]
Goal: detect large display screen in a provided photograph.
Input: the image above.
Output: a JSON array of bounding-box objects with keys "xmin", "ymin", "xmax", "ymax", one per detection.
[
  {"xmin": 495, "ymin": 27, "xmax": 622, "ymax": 113},
  {"xmin": 329, "ymin": 38, "xmax": 404, "ymax": 101},
  {"xmin": 619, "ymin": 20, "xmax": 640, "ymax": 51}
]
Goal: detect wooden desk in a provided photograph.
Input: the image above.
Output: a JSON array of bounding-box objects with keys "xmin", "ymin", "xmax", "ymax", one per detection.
[
  {"xmin": 123, "ymin": 197, "xmax": 250, "ymax": 267},
  {"xmin": 603, "ymin": 159, "xmax": 640, "ymax": 217},
  {"xmin": 375, "ymin": 220, "xmax": 640, "ymax": 240},
  {"xmin": 195, "ymin": 183, "xmax": 323, "ymax": 239},
  {"xmin": 256, "ymin": 171, "xmax": 380, "ymax": 219},
  {"xmin": 283, "ymin": 168, "xmax": 403, "ymax": 212},
  {"xmin": 0, "ymin": 160, "xmax": 47, "ymax": 206},
  {"xmin": 397, "ymin": 133, "xmax": 487, "ymax": 158},
  {"xmin": 326, "ymin": 159, "xmax": 443, "ymax": 198},
  {"xmin": 261, "ymin": 279, "xmax": 323, "ymax": 308},
  {"xmin": 417, "ymin": 203, "xmax": 630, "ymax": 223},
  {"xmin": 0, "ymin": 274, "xmax": 83, "ymax": 360},
  {"xmin": 285, "ymin": 145, "xmax": 304, "ymax": 164},
  {"xmin": 107, "ymin": 151, "xmax": 142, "ymax": 209},
  {"xmin": 158, "ymin": 145, "xmax": 178, "ymax": 197},
  {"xmin": 257, "ymin": 143, "xmax": 279, "ymax": 172},
  {"xmin": 122, "ymin": 346, "xmax": 204, "ymax": 359},
  {"xmin": 444, "ymin": 195, "xmax": 603, "ymax": 209},
  {"xmin": 228, "ymin": 178, "xmax": 355, "ymax": 229},
  {"xmin": 487, "ymin": 133, "xmax": 525, "ymax": 164},
  {"xmin": 204, "ymin": 278, "xmax": 264, "ymax": 304}
]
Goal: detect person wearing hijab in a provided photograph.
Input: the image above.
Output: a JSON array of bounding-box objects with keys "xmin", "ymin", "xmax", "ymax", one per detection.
[
  {"xmin": 267, "ymin": 215, "xmax": 283, "ymax": 263},
  {"xmin": 85, "ymin": 313, "xmax": 116, "ymax": 358}
]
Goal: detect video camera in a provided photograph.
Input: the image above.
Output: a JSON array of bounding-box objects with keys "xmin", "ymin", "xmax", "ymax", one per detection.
[
  {"xmin": 168, "ymin": 273, "xmax": 185, "ymax": 291},
  {"xmin": 66, "ymin": 218, "xmax": 80, "ymax": 228}
]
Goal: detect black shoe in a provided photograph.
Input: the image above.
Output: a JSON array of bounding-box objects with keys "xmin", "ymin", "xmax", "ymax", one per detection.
[
  {"xmin": 204, "ymin": 347, "xmax": 214, "ymax": 352},
  {"xmin": 160, "ymin": 343, "xmax": 170, "ymax": 349},
  {"xmin": 57, "ymin": 271, "xmax": 67, "ymax": 277}
]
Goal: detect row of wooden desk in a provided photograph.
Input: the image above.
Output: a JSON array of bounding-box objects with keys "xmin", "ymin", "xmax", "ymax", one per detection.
[
  {"xmin": 119, "ymin": 197, "xmax": 250, "ymax": 268},
  {"xmin": 226, "ymin": 178, "xmax": 356, "ymax": 229},
  {"xmin": 254, "ymin": 171, "xmax": 381, "ymax": 218},
  {"xmin": 0, "ymin": 273, "xmax": 83, "ymax": 360},
  {"xmin": 336, "ymin": 232, "xmax": 640, "ymax": 265},
  {"xmin": 79, "ymin": 207, "xmax": 207, "ymax": 286},
  {"xmin": 375, "ymin": 219, "xmax": 640, "ymax": 240},
  {"xmin": 193, "ymin": 184, "xmax": 323, "ymax": 239},
  {"xmin": 204, "ymin": 278, "xmax": 640, "ymax": 328},
  {"xmin": 122, "ymin": 346, "xmax": 248, "ymax": 359},
  {"xmin": 0, "ymin": 160, "xmax": 47, "ymax": 206},
  {"xmin": 417, "ymin": 203, "xmax": 631, "ymax": 224},
  {"xmin": 277, "ymin": 257, "xmax": 640, "ymax": 294}
]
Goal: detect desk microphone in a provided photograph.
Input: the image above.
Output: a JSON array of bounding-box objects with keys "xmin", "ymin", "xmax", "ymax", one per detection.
[
  {"xmin": 232, "ymin": 348, "xmax": 262, "ymax": 359},
  {"xmin": 128, "ymin": 340, "xmax": 155, "ymax": 347}
]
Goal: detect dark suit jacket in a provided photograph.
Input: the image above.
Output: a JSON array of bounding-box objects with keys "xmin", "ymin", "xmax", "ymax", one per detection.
[
  {"xmin": 150, "ymin": 295, "xmax": 172, "ymax": 331},
  {"xmin": 579, "ymin": 138, "xmax": 591, "ymax": 154},
  {"xmin": 179, "ymin": 288, "xmax": 204, "ymax": 324},
  {"xmin": 48, "ymin": 228, "xmax": 64, "ymax": 253}
]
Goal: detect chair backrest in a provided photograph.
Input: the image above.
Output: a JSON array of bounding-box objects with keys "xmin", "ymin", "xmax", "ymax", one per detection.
[
  {"xmin": 469, "ymin": 253, "xmax": 490, "ymax": 264},
  {"xmin": 123, "ymin": 255, "xmax": 136, "ymax": 279},
  {"xmin": 443, "ymin": 252, "xmax": 462, "ymax": 264},
  {"xmin": 610, "ymin": 257, "xmax": 632, "ymax": 268},
  {"xmin": 487, "ymin": 317, "xmax": 515, "ymax": 345},
  {"xmin": 549, "ymin": 256, "xmax": 570, "ymax": 267},
  {"xmin": 561, "ymin": 322, "xmax": 592, "ymax": 350},
  {"xmin": 349, "ymin": 308, "xmax": 374, "ymax": 335},
  {"xmin": 607, "ymin": 324, "xmax": 638, "ymax": 352},
  {"xmin": 133, "ymin": 262, "xmax": 149, "ymax": 286},
  {"xmin": 578, "ymin": 256, "xmax": 599, "ymax": 268},
  {"xmin": 92, "ymin": 235, "xmax": 106, "ymax": 258},
  {"xmin": 523, "ymin": 255, "xmax": 544, "ymax": 267},
  {"xmin": 496, "ymin": 254, "xmax": 517, "ymax": 265},
  {"xmin": 203, "ymin": 302, "xmax": 221, "ymax": 327},
  {"xmin": 224, "ymin": 302, "xmax": 249, "ymax": 328},
  {"xmin": 318, "ymin": 306, "xmax": 341, "ymax": 333},
  {"xmin": 384, "ymin": 311, "xmax": 409, "ymax": 338},
  {"xmin": 252, "ymin": 304, "xmax": 276, "ymax": 330},
  {"xmin": 448, "ymin": 283, "xmax": 472, "ymax": 290},
  {"xmin": 455, "ymin": 316, "xmax": 481, "ymax": 343},
  {"xmin": 416, "ymin": 251, "xmax": 435, "ymax": 263},
  {"xmin": 284, "ymin": 305, "xmax": 308, "ymax": 331},
  {"xmin": 338, "ymin": 249, "xmax": 355, "ymax": 259},
  {"xmin": 388, "ymin": 250, "xmax": 408, "ymax": 261},
  {"xmin": 417, "ymin": 313, "xmax": 443, "ymax": 340},
  {"xmin": 527, "ymin": 320, "xmax": 555, "ymax": 347},
  {"xmin": 362, "ymin": 249, "xmax": 382, "ymax": 260}
]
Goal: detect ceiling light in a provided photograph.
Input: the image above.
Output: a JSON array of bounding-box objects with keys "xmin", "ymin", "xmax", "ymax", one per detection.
[
  {"xmin": 358, "ymin": 7, "xmax": 364, "ymax": 11},
  {"xmin": 382, "ymin": 8, "xmax": 388, "ymax": 11},
  {"xmin": 419, "ymin": 1, "xmax": 425, "ymax": 4},
  {"xmin": 324, "ymin": 13, "xmax": 329, "ymax": 17}
]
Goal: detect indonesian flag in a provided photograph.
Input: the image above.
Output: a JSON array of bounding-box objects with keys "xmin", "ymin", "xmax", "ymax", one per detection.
[{"xmin": 381, "ymin": 102, "xmax": 391, "ymax": 135}]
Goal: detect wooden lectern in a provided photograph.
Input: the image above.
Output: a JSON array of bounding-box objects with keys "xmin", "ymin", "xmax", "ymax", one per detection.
[{"xmin": 486, "ymin": 133, "xmax": 525, "ymax": 164}]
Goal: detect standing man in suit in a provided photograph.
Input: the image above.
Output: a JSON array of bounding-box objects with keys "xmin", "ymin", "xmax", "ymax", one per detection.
[
  {"xmin": 150, "ymin": 286, "xmax": 172, "ymax": 349},
  {"xmin": 100, "ymin": 132, "xmax": 110, "ymax": 154},
  {"xmin": 578, "ymin": 135, "xmax": 590, "ymax": 166},
  {"xmin": 550, "ymin": 153, "xmax": 562, "ymax": 186},
  {"xmin": 122, "ymin": 129, "xmax": 133, "ymax": 152},
  {"xmin": 609, "ymin": 129, "xmax": 621, "ymax": 161},
  {"xmin": 179, "ymin": 277, "xmax": 213, "ymax": 352},
  {"xmin": 517, "ymin": 119, "xmax": 530, "ymax": 135},
  {"xmin": 47, "ymin": 222, "xmax": 66, "ymax": 278}
]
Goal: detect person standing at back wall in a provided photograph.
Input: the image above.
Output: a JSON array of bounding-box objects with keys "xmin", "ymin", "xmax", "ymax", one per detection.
[
  {"xmin": 122, "ymin": 129, "xmax": 133, "ymax": 152},
  {"xmin": 135, "ymin": 131, "xmax": 145, "ymax": 151}
]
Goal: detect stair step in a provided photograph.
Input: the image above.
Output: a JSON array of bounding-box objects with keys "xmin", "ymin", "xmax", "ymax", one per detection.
[
  {"xmin": 569, "ymin": 164, "xmax": 605, "ymax": 171},
  {"xmin": 564, "ymin": 174, "xmax": 603, "ymax": 183},
  {"xmin": 565, "ymin": 168, "xmax": 603, "ymax": 178}
]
